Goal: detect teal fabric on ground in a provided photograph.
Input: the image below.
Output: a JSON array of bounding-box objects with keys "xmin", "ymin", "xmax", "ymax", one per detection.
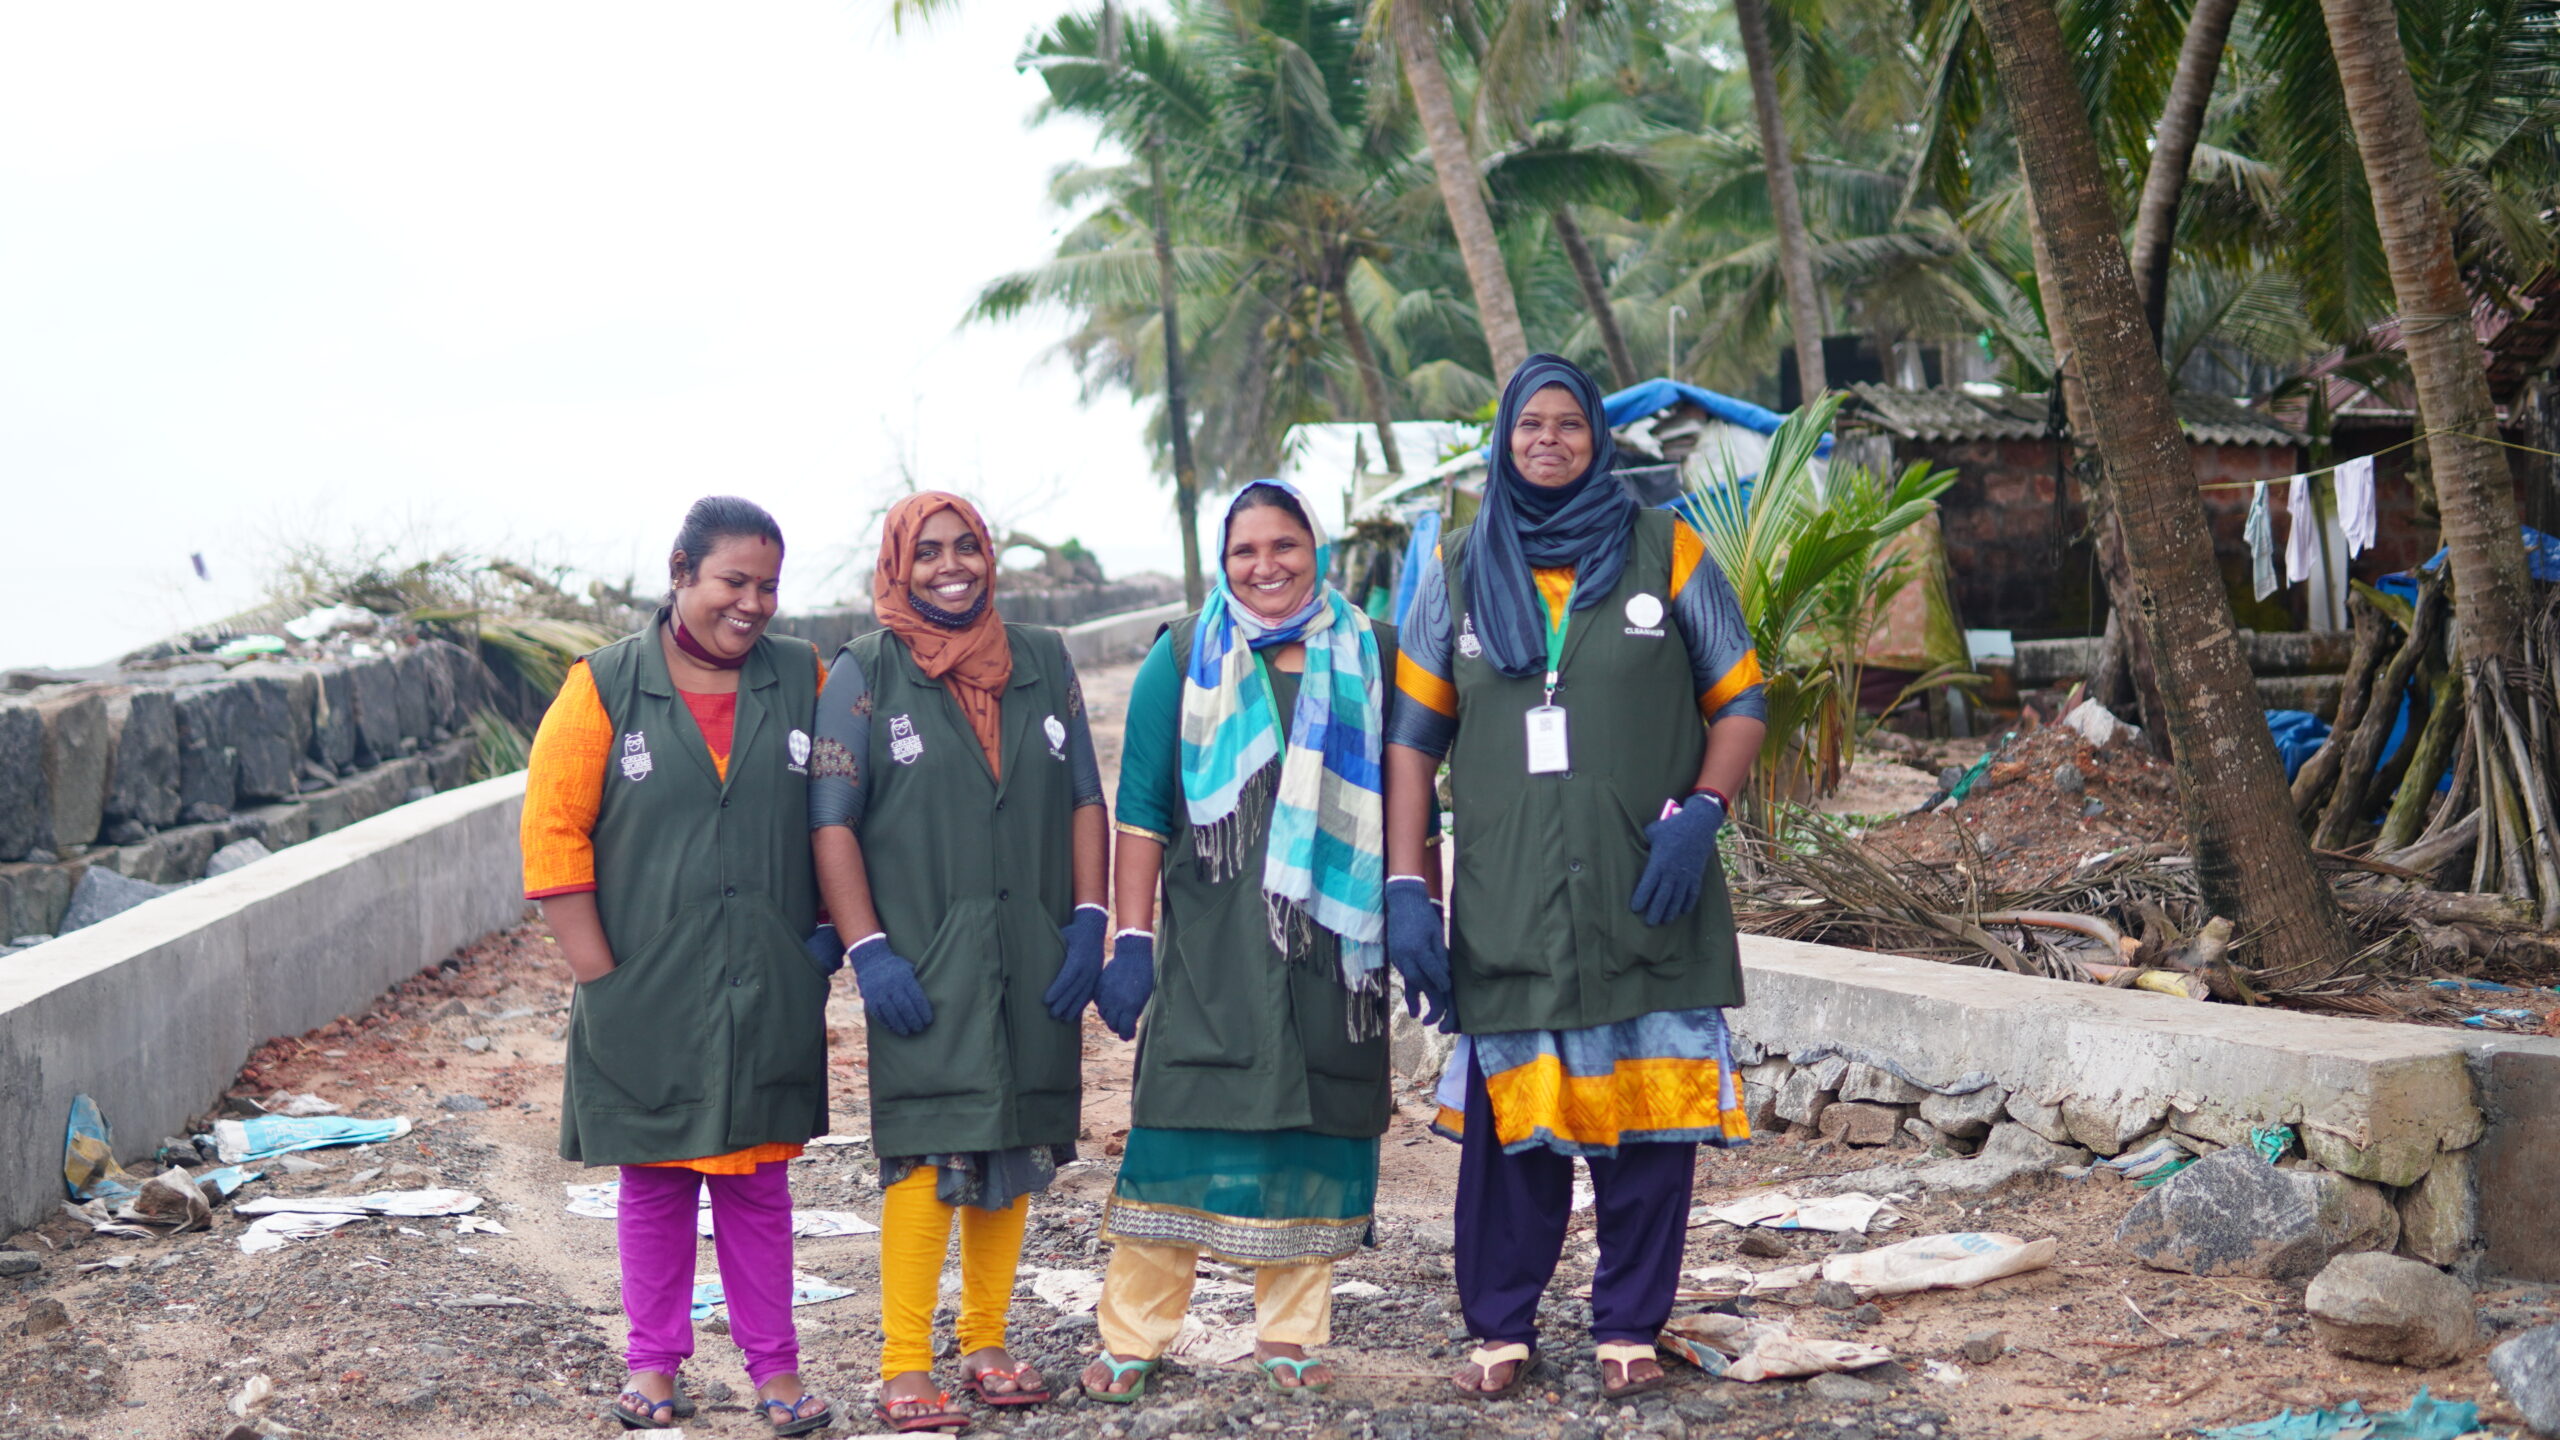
[
  {"xmin": 2200, "ymin": 1387, "xmax": 2474, "ymax": 1440},
  {"xmin": 1103, "ymin": 1126, "xmax": 1378, "ymax": 1266}
]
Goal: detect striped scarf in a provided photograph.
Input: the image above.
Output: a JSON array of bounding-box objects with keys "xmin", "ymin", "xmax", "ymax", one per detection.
[{"xmin": 1179, "ymin": 494, "xmax": 1387, "ymax": 1010}]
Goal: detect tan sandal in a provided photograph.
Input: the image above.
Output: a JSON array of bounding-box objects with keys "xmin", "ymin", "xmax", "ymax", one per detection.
[
  {"xmin": 1598, "ymin": 1341, "xmax": 1669, "ymax": 1400},
  {"xmin": 1453, "ymin": 1342, "xmax": 1540, "ymax": 1399}
]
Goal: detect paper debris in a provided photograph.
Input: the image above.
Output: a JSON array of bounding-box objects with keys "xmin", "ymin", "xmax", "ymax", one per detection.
[
  {"xmin": 806, "ymin": 1134, "xmax": 867, "ymax": 1147},
  {"xmin": 239, "ymin": 1212, "xmax": 367, "ymax": 1254},
  {"xmin": 1683, "ymin": 1261, "xmax": 1822, "ymax": 1298},
  {"xmin": 691, "ymin": 1270, "xmax": 858, "ymax": 1322},
  {"xmin": 1659, "ymin": 1312, "xmax": 1895, "ymax": 1382},
  {"xmin": 1924, "ymin": 1360, "xmax": 1966, "ymax": 1387},
  {"xmin": 1821, "ymin": 1232, "xmax": 2056, "ymax": 1297},
  {"xmin": 455, "ymin": 1216, "xmax": 510, "ymax": 1236},
  {"xmin": 266, "ymin": 1092, "xmax": 344, "ymax": 1117},
  {"xmin": 78, "ymin": 1255, "xmax": 136, "ymax": 1272},
  {"xmin": 237, "ymin": 1188, "xmax": 481, "ymax": 1218},
  {"xmin": 228, "ymin": 1375, "xmax": 273, "ymax": 1417},
  {"xmin": 66, "ymin": 1168, "xmax": 215, "ymax": 1239},
  {"xmin": 1331, "ymin": 1281, "xmax": 1385, "ymax": 1299},
  {"xmin": 1699, "ymin": 1191, "xmax": 1898, "ymax": 1234},
  {"xmin": 1164, "ymin": 1315, "xmax": 1258, "ymax": 1366},
  {"xmin": 438, "ymin": 1293, "xmax": 535, "ymax": 1307},
  {"xmin": 1027, "ymin": 1267, "xmax": 1105, "ymax": 1313}
]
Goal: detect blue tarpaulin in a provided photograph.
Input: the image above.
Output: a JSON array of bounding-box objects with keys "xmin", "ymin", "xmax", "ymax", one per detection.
[
  {"xmin": 2266, "ymin": 710, "xmax": 2330, "ymax": 781},
  {"xmin": 1600, "ymin": 379, "xmax": 1834, "ymax": 457},
  {"xmin": 2377, "ymin": 525, "xmax": 2560, "ymax": 605}
]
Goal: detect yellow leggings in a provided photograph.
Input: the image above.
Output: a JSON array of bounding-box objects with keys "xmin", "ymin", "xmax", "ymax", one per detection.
[{"xmin": 878, "ymin": 1168, "xmax": 1030, "ymax": 1378}]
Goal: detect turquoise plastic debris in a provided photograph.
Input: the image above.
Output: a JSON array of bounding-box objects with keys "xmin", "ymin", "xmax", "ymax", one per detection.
[
  {"xmin": 2199, "ymin": 1386, "xmax": 2476, "ymax": 1440},
  {"xmin": 1946, "ymin": 733, "xmax": 2018, "ymax": 802},
  {"xmin": 201, "ymin": 1113, "xmax": 414, "ymax": 1164},
  {"xmin": 2426, "ymin": 978, "xmax": 2520, "ymax": 993},
  {"xmin": 2250, "ymin": 1125, "xmax": 2296, "ymax": 1163},
  {"xmin": 689, "ymin": 1273, "xmax": 858, "ymax": 1322},
  {"xmin": 64, "ymin": 1095, "xmax": 142, "ymax": 1202}
]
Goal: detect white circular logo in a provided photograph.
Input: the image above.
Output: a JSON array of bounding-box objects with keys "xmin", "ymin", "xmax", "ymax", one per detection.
[
  {"xmin": 1624, "ymin": 593, "xmax": 1665, "ymax": 629},
  {"xmin": 1043, "ymin": 715, "xmax": 1068, "ymax": 754},
  {"xmin": 787, "ymin": 729, "xmax": 812, "ymax": 766}
]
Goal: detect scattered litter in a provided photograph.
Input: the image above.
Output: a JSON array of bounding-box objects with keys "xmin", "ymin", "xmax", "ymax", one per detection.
[
  {"xmin": 1331, "ymin": 1281, "xmax": 1385, "ymax": 1299},
  {"xmin": 228, "ymin": 1374, "xmax": 273, "ymax": 1418},
  {"xmin": 2199, "ymin": 1386, "xmax": 2476, "ymax": 1440},
  {"xmin": 64, "ymin": 1168, "xmax": 214, "ymax": 1238},
  {"xmin": 64, "ymin": 1094, "xmax": 143, "ymax": 1203},
  {"xmin": 806, "ymin": 1134, "xmax": 867, "ymax": 1147},
  {"xmin": 2060, "ymin": 699, "xmax": 2138, "ymax": 750},
  {"xmin": 238, "ymin": 1212, "xmax": 367, "ymax": 1254},
  {"xmin": 1164, "ymin": 1315, "xmax": 1259, "ymax": 1366},
  {"xmin": 560, "ymin": 1179, "xmax": 876, "ymax": 1236},
  {"xmin": 438, "ymin": 1293, "xmax": 536, "ymax": 1308},
  {"xmin": 1820, "ymin": 1232, "xmax": 2056, "ymax": 1297},
  {"xmin": 215, "ymin": 634, "xmax": 287, "ymax": 657},
  {"xmin": 1659, "ymin": 1311, "xmax": 1895, "ymax": 1382},
  {"xmin": 199, "ymin": 1165, "xmax": 261, "ymax": 1198},
  {"xmin": 77, "ymin": 1255, "xmax": 137, "ymax": 1272},
  {"xmin": 2100, "ymin": 1136, "xmax": 2196, "ymax": 1186},
  {"xmin": 455, "ymin": 1216, "xmax": 510, "ymax": 1236},
  {"xmin": 2427, "ymin": 978, "xmax": 2520, "ymax": 993},
  {"xmin": 2251, "ymin": 1125, "xmax": 2297, "ymax": 1163},
  {"xmin": 206, "ymin": 1115, "xmax": 412, "ymax": 1165},
  {"xmin": 690, "ymin": 1270, "xmax": 857, "ymax": 1322},
  {"xmin": 265, "ymin": 1092, "xmax": 344, "ymax": 1117},
  {"xmin": 1683, "ymin": 1262, "xmax": 1822, "ymax": 1298},
  {"xmin": 236, "ymin": 1188, "xmax": 481, "ymax": 1218},
  {"xmin": 283, "ymin": 603, "xmax": 375, "ymax": 641},
  {"xmin": 2460, "ymin": 1010, "xmax": 2542, "ymax": 1030},
  {"xmin": 1923, "ymin": 1359, "xmax": 1966, "ymax": 1386},
  {"xmin": 1698, "ymin": 1191, "xmax": 1899, "ymax": 1234},
  {"xmin": 1027, "ymin": 1267, "xmax": 1105, "ymax": 1313}
]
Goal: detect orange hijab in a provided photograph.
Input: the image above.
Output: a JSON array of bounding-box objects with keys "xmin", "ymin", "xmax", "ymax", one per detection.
[{"xmin": 874, "ymin": 492, "xmax": 1013, "ymax": 778}]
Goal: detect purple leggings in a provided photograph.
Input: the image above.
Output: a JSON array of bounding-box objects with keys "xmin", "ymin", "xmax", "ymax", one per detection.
[{"xmin": 617, "ymin": 1161, "xmax": 799, "ymax": 1389}]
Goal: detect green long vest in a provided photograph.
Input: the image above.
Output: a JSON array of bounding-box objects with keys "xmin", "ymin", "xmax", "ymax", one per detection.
[
  {"xmin": 1442, "ymin": 509, "xmax": 1743, "ymax": 1034},
  {"xmin": 559, "ymin": 623, "xmax": 827, "ymax": 1166},
  {"xmin": 842, "ymin": 623, "xmax": 1085, "ymax": 1160},
  {"xmin": 1128, "ymin": 617, "xmax": 1396, "ymax": 1140}
]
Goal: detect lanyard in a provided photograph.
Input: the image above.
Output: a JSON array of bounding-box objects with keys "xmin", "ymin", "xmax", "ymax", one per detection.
[{"xmin": 1541, "ymin": 581, "xmax": 1575, "ymax": 706}]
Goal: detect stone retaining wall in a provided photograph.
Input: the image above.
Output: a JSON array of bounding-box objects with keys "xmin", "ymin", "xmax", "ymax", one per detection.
[
  {"xmin": 766, "ymin": 576, "xmax": 1184, "ymax": 658},
  {"xmin": 0, "ymin": 639, "xmax": 497, "ymax": 939}
]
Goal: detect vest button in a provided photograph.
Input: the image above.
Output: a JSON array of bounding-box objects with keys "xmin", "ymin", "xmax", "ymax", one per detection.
[
  {"xmin": 731, "ymin": 976, "xmax": 744, "ymax": 987},
  {"xmin": 998, "ymin": 888, "xmax": 1011, "ymax": 901},
  {"xmin": 721, "ymin": 796, "xmax": 731, "ymax": 808},
  {"xmin": 1568, "ymin": 860, "xmax": 1583, "ymax": 873},
  {"xmin": 995, "ymin": 800, "xmax": 1005, "ymax": 812},
  {"xmin": 723, "ymin": 885, "xmax": 737, "ymax": 898}
]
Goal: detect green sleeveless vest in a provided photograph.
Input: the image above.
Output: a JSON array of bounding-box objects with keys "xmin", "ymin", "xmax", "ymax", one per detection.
[
  {"xmin": 1442, "ymin": 509, "xmax": 1743, "ymax": 1033},
  {"xmin": 843, "ymin": 623, "xmax": 1084, "ymax": 1159},
  {"xmin": 1128, "ymin": 617, "xmax": 1395, "ymax": 1139},
  {"xmin": 559, "ymin": 623, "xmax": 826, "ymax": 1166}
]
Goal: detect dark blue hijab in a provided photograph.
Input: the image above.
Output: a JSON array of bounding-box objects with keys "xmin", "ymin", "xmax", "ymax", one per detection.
[{"xmin": 1467, "ymin": 353, "xmax": 1636, "ymax": 678}]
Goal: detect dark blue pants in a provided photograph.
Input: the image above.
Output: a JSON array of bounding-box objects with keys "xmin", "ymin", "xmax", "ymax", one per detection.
[{"xmin": 1454, "ymin": 1053, "xmax": 1698, "ymax": 1347}]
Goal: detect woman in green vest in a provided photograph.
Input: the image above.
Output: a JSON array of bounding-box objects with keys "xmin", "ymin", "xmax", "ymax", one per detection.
[
  {"xmin": 809, "ymin": 491, "xmax": 1108, "ymax": 1431},
  {"xmin": 1076, "ymin": 479, "xmax": 1447, "ymax": 1402},
  {"xmin": 522, "ymin": 495, "xmax": 835, "ymax": 1434},
  {"xmin": 1384, "ymin": 355, "xmax": 1767, "ymax": 1401}
]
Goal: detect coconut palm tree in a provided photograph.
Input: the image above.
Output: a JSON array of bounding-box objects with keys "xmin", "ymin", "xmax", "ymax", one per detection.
[{"xmin": 1379, "ymin": 0, "xmax": 1532, "ymax": 376}]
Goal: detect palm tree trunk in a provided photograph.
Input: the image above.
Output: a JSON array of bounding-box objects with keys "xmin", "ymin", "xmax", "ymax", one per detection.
[
  {"xmin": 1149, "ymin": 131, "xmax": 1205, "ymax": 607},
  {"xmin": 1553, "ymin": 206, "xmax": 1638, "ymax": 388},
  {"xmin": 1734, "ymin": 0, "xmax": 1826, "ymax": 397},
  {"xmin": 2317, "ymin": 0, "xmax": 2532, "ymax": 666},
  {"xmin": 1973, "ymin": 0, "xmax": 2356, "ymax": 979},
  {"xmin": 1332, "ymin": 274, "xmax": 1404, "ymax": 476},
  {"xmin": 2128, "ymin": 0, "xmax": 2240, "ymax": 348},
  {"xmin": 1391, "ymin": 0, "xmax": 1530, "ymax": 378}
]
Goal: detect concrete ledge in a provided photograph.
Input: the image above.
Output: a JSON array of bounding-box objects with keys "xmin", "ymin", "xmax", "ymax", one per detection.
[
  {"xmin": 0, "ymin": 772, "xmax": 529, "ymax": 1230},
  {"xmin": 1063, "ymin": 601, "xmax": 1188, "ymax": 669},
  {"xmin": 1734, "ymin": 936, "xmax": 2479, "ymax": 1186}
]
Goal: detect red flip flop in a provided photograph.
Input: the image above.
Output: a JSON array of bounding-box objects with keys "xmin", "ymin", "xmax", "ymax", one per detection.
[
  {"xmin": 875, "ymin": 1390, "xmax": 972, "ymax": 1434},
  {"xmin": 958, "ymin": 1362, "xmax": 1053, "ymax": 1407}
]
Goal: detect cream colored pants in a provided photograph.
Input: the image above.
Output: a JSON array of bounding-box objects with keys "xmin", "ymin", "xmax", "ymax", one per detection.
[{"xmin": 1096, "ymin": 1240, "xmax": 1333, "ymax": 1357}]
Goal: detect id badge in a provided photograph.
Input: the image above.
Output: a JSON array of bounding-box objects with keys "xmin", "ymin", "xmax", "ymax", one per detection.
[{"xmin": 1525, "ymin": 705, "xmax": 1570, "ymax": 774}]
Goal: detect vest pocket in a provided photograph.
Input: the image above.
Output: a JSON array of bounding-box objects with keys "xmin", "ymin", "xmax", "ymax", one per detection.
[
  {"xmin": 573, "ymin": 903, "xmax": 716, "ymax": 1112},
  {"xmin": 1599, "ymin": 786, "xmax": 1700, "ymax": 975},
  {"xmin": 1450, "ymin": 790, "xmax": 1566, "ymax": 977},
  {"xmin": 1152, "ymin": 879, "xmax": 1260, "ymax": 1070},
  {"xmin": 732, "ymin": 897, "xmax": 830, "ymax": 1094},
  {"xmin": 870, "ymin": 900, "xmax": 1004, "ymax": 1102}
]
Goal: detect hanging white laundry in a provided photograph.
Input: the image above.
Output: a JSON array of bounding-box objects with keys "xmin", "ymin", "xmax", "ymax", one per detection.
[
  {"xmin": 2246, "ymin": 482, "xmax": 2279, "ymax": 600},
  {"xmin": 2284, "ymin": 473, "xmax": 2320, "ymax": 585},
  {"xmin": 2335, "ymin": 454, "xmax": 2377, "ymax": 557}
]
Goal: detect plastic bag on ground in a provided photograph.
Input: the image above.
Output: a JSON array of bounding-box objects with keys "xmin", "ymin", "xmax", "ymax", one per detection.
[
  {"xmin": 1164, "ymin": 1315, "xmax": 1259, "ymax": 1366},
  {"xmin": 690, "ymin": 1270, "xmax": 858, "ymax": 1322},
  {"xmin": 1026, "ymin": 1267, "xmax": 1105, "ymax": 1313},
  {"xmin": 1659, "ymin": 1311, "xmax": 1895, "ymax": 1382},
  {"xmin": 1820, "ymin": 1231, "xmax": 2056, "ymax": 1297},
  {"xmin": 207, "ymin": 1115, "xmax": 412, "ymax": 1164},
  {"xmin": 235, "ymin": 1188, "xmax": 480, "ymax": 1217},
  {"xmin": 1699, "ymin": 1191, "xmax": 1897, "ymax": 1234},
  {"xmin": 64, "ymin": 1095, "xmax": 142, "ymax": 1203},
  {"xmin": 2200, "ymin": 1386, "xmax": 2475, "ymax": 1440},
  {"xmin": 238, "ymin": 1211, "xmax": 367, "ymax": 1254}
]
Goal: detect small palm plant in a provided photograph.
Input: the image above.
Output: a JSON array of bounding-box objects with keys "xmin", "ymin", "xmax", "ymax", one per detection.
[{"xmin": 1680, "ymin": 392, "xmax": 1962, "ymax": 828}]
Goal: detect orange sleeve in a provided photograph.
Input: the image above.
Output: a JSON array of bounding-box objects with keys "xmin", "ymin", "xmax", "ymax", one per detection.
[
  {"xmin": 1671, "ymin": 518, "xmax": 1705, "ymax": 598},
  {"xmin": 521, "ymin": 661, "xmax": 609, "ymax": 899}
]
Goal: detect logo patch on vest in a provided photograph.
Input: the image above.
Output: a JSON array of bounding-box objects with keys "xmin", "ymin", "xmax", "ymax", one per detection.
[
  {"xmin": 1043, "ymin": 714, "xmax": 1067, "ymax": 760},
  {"xmin": 888, "ymin": 714, "xmax": 924, "ymax": 765},
  {"xmin": 1623, "ymin": 592, "xmax": 1666, "ymax": 637},
  {"xmin": 619, "ymin": 731, "xmax": 653, "ymax": 782},
  {"xmin": 786, "ymin": 727, "xmax": 811, "ymax": 774},
  {"xmin": 1457, "ymin": 614, "xmax": 1482, "ymax": 659}
]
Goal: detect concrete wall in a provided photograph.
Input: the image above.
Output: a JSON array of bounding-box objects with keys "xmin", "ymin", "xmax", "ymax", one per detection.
[
  {"xmin": 1061, "ymin": 601, "xmax": 1189, "ymax": 670},
  {"xmin": 768, "ymin": 577, "xmax": 1185, "ymax": 659},
  {"xmin": 0, "ymin": 773, "xmax": 529, "ymax": 1231}
]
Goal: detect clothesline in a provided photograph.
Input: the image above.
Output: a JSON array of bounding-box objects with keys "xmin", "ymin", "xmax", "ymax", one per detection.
[{"xmin": 2194, "ymin": 426, "xmax": 2560, "ymax": 491}]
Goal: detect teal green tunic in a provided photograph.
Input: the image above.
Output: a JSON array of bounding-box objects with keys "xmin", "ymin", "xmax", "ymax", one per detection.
[{"xmin": 558, "ymin": 624, "xmax": 828, "ymax": 1166}]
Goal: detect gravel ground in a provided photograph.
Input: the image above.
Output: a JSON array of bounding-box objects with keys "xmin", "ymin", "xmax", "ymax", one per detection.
[{"xmin": 4, "ymin": 661, "xmax": 2552, "ymax": 1439}]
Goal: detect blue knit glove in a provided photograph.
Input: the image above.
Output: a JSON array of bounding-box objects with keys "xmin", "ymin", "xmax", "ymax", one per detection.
[
  {"xmin": 1631, "ymin": 791, "xmax": 1727, "ymax": 927},
  {"xmin": 1044, "ymin": 904, "xmax": 1109, "ymax": 1021},
  {"xmin": 845, "ymin": 933, "xmax": 933, "ymax": 1036},
  {"xmin": 804, "ymin": 923, "xmax": 845, "ymax": 978},
  {"xmin": 1383, "ymin": 876, "xmax": 1454, "ymax": 1030},
  {"xmin": 1094, "ymin": 931, "xmax": 1155, "ymax": 1041}
]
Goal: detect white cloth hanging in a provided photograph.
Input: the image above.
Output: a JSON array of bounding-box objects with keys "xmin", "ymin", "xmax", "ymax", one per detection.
[
  {"xmin": 2246, "ymin": 481, "xmax": 2279, "ymax": 600},
  {"xmin": 2284, "ymin": 473, "xmax": 2320, "ymax": 585},
  {"xmin": 2335, "ymin": 454, "xmax": 2377, "ymax": 557}
]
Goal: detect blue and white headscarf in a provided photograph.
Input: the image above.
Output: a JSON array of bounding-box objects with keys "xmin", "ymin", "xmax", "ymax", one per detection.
[{"xmin": 1179, "ymin": 481, "xmax": 1388, "ymax": 1013}]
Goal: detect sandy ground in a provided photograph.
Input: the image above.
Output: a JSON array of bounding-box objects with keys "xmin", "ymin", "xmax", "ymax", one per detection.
[{"xmin": 3, "ymin": 660, "xmax": 2551, "ymax": 1440}]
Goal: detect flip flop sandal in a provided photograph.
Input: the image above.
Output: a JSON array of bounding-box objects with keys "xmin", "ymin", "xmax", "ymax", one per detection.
[
  {"xmin": 758, "ymin": 1391, "xmax": 836, "ymax": 1436},
  {"xmin": 958, "ymin": 1362, "xmax": 1053, "ymax": 1407},
  {"xmin": 1597, "ymin": 1341, "xmax": 1671, "ymax": 1401},
  {"xmin": 874, "ymin": 1390, "xmax": 971, "ymax": 1434},
  {"xmin": 609, "ymin": 1390, "xmax": 680, "ymax": 1430},
  {"xmin": 1258, "ymin": 1356, "xmax": 1333, "ymax": 1395},
  {"xmin": 1078, "ymin": 1355, "xmax": 1159, "ymax": 1405},
  {"xmin": 1453, "ymin": 1342, "xmax": 1541, "ymax": 1400}
]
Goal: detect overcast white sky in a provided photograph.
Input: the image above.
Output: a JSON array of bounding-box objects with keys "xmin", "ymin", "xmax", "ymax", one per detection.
[{"xmin": 0, "ymin": 1, "xmax": 1181, "ymax": 671}]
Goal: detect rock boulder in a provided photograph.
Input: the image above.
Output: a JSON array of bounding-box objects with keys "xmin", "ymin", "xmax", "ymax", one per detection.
[
  {"xmin": 2304, "ymin": 1251, "xmax": 2476, "ymax": 1368},
  {"xmin": 2116, "ymin": 1148, "xmax": 2398, "ymax": 1278},
  {"xmin": 0, "ymin": 699, "xmax": 51, "ymax": 859},
  {"xmin": 174, "ymin": 683, "xmax": 239, "ymax": 818},
  {"xmin": 102, "ymin": 688, "xmax": 180, "ymax": 831},
  {"xmin": 60, "ymin": 866, "xmax": 171, "ymax": 933},
  {"xmin": 33, "ymin": 689, "xmax": 110, "ymax": 849},
  {"xmin": 1919, "ymin": 1085, "xmax": 2007, "ymax": 1139},
  {"xmin": 2490, "ymin": 1325, "xmax": 2560, "ymax": 1438}
]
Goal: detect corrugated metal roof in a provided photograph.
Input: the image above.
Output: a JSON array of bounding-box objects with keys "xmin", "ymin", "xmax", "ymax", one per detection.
[{"xmin": 1842, "ymin": 383, "xmax": 2306, "ymax": 448}]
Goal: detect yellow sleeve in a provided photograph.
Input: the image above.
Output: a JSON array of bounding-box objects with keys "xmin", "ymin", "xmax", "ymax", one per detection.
[{"xmin": 521, "ymin": 661, "xmax": 609, "ymax": 898}]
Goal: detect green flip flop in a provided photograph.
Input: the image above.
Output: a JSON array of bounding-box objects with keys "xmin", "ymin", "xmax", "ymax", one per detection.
[
  {"xmin": 1079, "ymin": 1355, "xmax": 1159, "ymax": 1404},
  {"xmin": 1258, "ymin": 1356, "xmax": 1332, "ymax": 1395}
]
